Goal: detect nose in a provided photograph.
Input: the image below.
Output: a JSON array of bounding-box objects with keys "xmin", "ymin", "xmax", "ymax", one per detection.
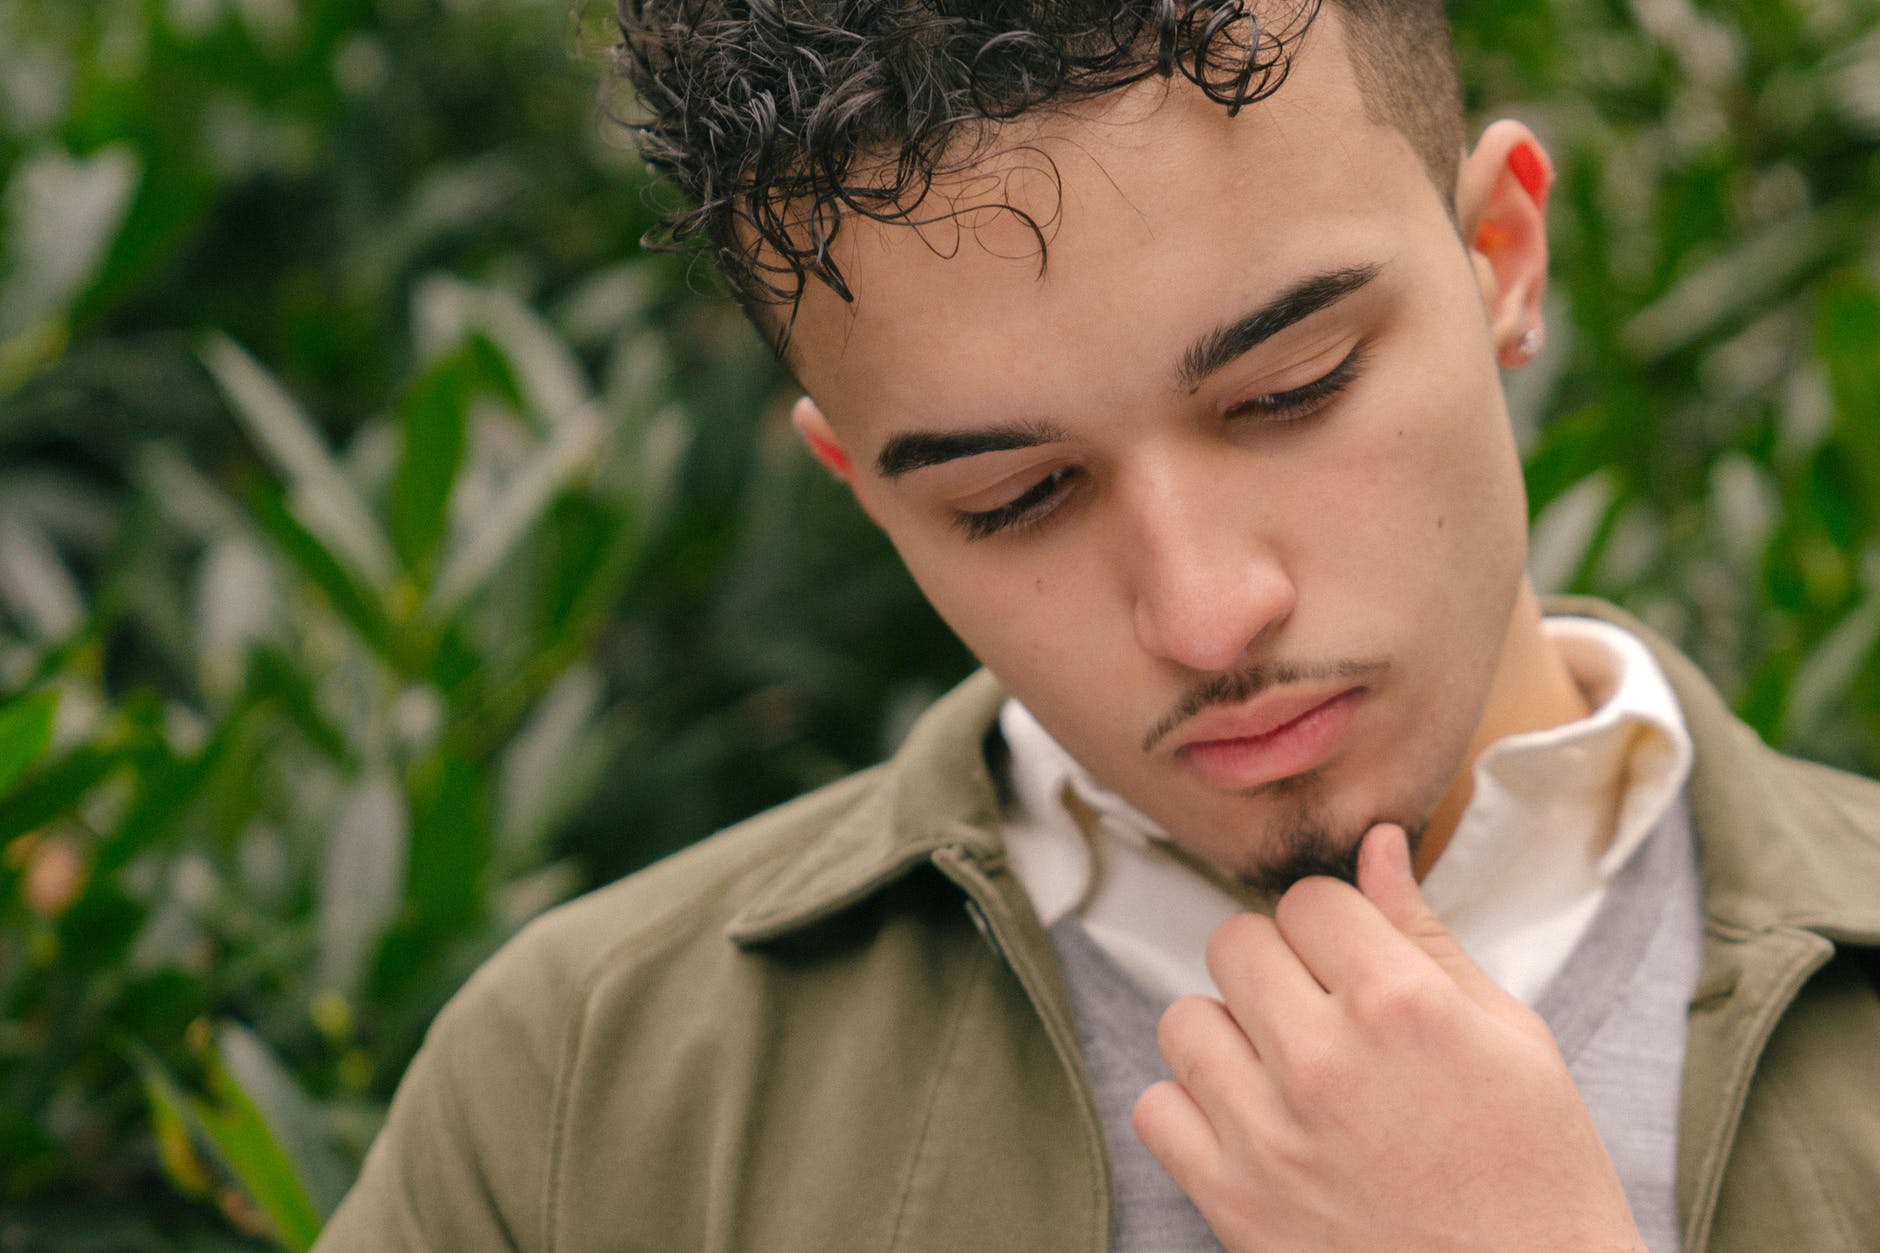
[{"xmin": 1125, "ymin": 462, "xmax": 1296, "ymax": 673}]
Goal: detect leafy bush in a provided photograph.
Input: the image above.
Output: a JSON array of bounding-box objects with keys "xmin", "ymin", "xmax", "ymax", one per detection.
[
  {"xmin": 0, "ymin": 0, "xmax": 1875, "ymax": 1247},
  {"xmin": 1459, "ymin": 0, "xmax": 1880, "ymax": 765}
]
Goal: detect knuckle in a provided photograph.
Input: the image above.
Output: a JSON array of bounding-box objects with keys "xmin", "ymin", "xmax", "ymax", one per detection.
[
  {"xmin": 1205, "ymin": 912, "xmax": 1273, "ymax": 976},
  {"xmin": 1507, "ymin": 1001, "xmax": 1553, "ymax": 1040},
  {"xmin": 1277, "ymin": 1035, "xmax": 1345, "ymax": 1101},
  {"xmin": 1507, "ymin": 1003, "xmax": 1569, "ymax": 1059},
  {"xmin": 1156, "ymin": 995, "xmax": 1220, "ymax": 1062},
  {"xmin": 1131, "ymin": 1080, "xmax": 1180, "ymax": 1138},
  {"xmin": 1273, "ymin": 875, "xmax": 1347, "ymax": 929},
  {"xmin": 1354, "ymin": 970, "xmax": 1442, "ymax": 1029},
  {"xmin": 1211, "ymin": 1174, "xmax": 1265, "ymax": 1226},
  {"xmin": 1258, "ymin": 1119, "xmax": 1317, "ymax": 1178},
  {"xmin": 1272, "ymin": 881, "xmax": 1316, "ymax": 931}
]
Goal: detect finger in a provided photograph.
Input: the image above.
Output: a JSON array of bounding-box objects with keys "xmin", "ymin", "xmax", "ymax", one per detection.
[
  {"xmin": 1155, "ymin": 995, "xmax": 1273, "ymax": 1133},
  {"xmin": 1204, "ymin": 911, "xmax": 1330, "ymax": 1059},
  {"xmin": 1356, "ymin": 823, "xmax": 1505, "ymax": 1006},
  {"xmin": 1271, "ymin": 872, "xmax": 1408, "ymax": 994},
  {"xmin": 1132, "ymin": 1079, "xmax": 1221, "ymax": 1199}
]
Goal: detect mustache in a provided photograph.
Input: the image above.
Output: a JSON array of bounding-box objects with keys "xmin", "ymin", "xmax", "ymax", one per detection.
[{"xmin": 1141, "ymin": 657, "xmax": 1390, "ymax": 754}]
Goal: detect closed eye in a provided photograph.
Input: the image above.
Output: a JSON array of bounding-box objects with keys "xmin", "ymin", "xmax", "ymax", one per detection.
[
  {"xmin": 949, "ymin": 343, "xmax": 1368, "ymax": 541},
  {"xmin": 1225, "ymin": 341, "xmax": 1370, "ymax": 424},
  {"xmin": 951, "ymin": 466, "xmax": 1078, "ymax": 541}
]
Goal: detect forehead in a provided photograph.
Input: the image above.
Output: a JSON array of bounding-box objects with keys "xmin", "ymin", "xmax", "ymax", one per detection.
[{"xmin": 785, "ymin": 13, "xmax": 1449, "ymax": 435}]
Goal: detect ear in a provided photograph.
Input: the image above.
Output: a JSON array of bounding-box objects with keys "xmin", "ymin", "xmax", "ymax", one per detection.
[
  {"xmin": 1455, "ymin": 120, "xmax": 1553, "ymax": 370},
  {"xmin": 791, "ymin": 396, "xmax": 887, "ymax": 525},
  {"xmin": 791, "ymin": 396, "xmax": 854, "ymax": 481}
]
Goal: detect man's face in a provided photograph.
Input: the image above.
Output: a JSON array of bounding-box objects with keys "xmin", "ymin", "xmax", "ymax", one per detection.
[{"xmin": 786, "ymin": 17, "xmax": 1540, "ymax": 886}]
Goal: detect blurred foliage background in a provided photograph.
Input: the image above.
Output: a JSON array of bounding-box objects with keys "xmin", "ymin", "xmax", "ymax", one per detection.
[{"xmin": 0, "ymin": 0, "xmax": 1874, "ymax": 1246}]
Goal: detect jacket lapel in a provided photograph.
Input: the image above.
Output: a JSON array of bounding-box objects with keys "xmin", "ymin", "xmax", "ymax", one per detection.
[{"xmin": 1549, "ymin": 597, "xmax": 1880, "ymax": 1248}]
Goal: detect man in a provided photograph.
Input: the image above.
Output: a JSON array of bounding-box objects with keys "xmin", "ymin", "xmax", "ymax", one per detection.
[{"xmin": 317, "ymin": 2, "xmax": 1880, "ymax": 1249}]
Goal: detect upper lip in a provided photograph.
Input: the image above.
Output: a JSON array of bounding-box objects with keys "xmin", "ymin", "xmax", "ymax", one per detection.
[{"xmin": 1166, "ymin": 684, "xmax": 1363, "ymax": 755}]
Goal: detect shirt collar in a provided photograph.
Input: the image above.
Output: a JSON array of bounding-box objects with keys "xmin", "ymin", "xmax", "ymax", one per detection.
[
  {"xmin": 1415, "ymin": 617, "xmax": 1693, "ymax": 918},
  {"xmin": 727, "ymin": 600, "xmax": 1880, "ymax": 950},
  {"xmin": 995, "ymin": 618, "xmax": 1698, "ymax": 1000},
  {"xmin": 1003, "ymin": 617, "xmax": 1689, "ymax": 905}
]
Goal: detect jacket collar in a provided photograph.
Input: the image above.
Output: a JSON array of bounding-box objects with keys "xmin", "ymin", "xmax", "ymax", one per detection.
[
  {"xmin": 1551, "ymin": 597, "xmax": 1880, "ymax": 945},
  {"xmin": 730, "ymin": 599, "xmax": 1880, "ymax": 948},
  {"xmin": 727, "ymin": 670, "xmax": 1009, "ymax": 944}
]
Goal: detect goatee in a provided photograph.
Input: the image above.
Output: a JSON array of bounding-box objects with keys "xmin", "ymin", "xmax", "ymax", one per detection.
[{"xmin": 1236, "ymin": 813, "xmax": 1426, "ymax": 899}]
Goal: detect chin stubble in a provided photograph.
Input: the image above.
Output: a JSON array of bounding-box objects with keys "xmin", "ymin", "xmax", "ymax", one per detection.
[{"xmin": 1233, "ymin": 809, "xmax": 1428, "ymax": 899}]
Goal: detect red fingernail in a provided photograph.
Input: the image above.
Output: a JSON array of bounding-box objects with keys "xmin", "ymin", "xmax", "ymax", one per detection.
[{"xmin": 1508, "ymin": 143, "xmax": 1548, "ymax": 205}]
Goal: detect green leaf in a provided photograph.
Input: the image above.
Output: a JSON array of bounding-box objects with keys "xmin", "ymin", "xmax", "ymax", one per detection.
[
  {"xmin": 0, "ymin": 689, "xmax": 58, "ymax": 797},
  {"xmin": 498, "ymin": 665, "xmax": 605, "ymax": 859},
  {"xmin": 0, "ymin": 144, "xmax": 142, "ymax": 391},
  {"xmin": 242, "ymin": 476, "xmax": 403, "ymax": 666},
  {"xmin": 1621, "ymin": 206, "xmax": 1854, "ymax": 360},
  {"xmin": 317, "ymin": 772, "xmax": 409, "ymax": 995},
  {"xmin": 200, "ymin": 334, "xmax": 396, "ymax": 590},
  {"xmin": 1783, "ymin": 595, "xmax": 1880, "ymax": 750},
  {"xmin": 1817, "ymin": 274, "xmax": 1880, "ymax": 503},
  {"xmin": 246, "ymin": 646, "xmax": 356, "ymax": 769},
  {"xmin": 185, "ymin": 1036, "xmax": 327, "ymax": 1252},
  {"xmin": 533, "ymin": 495, "xmax": 639, "ymax": 648},
  {"xmin": 1526, "ymin": 470, "xmax": 1617, "ymax": 595},
  {"xmin": 133, "ymin": 1052, "xmax": 215, "ymax": 1201},
  {"xmin": 0, "ymin": 742, "xmax": 123, "ymax": 845},
  {"xmin": 95, "ymin": 710, "xmax": 241, "ymax": 879},
  {"xmin": 135, "ymin": 1026, "xmax": 346, "ymax": 1252},
  {"xmin": 413, "ymin": 276, "xmax": 586, "ymax": 426},
  {"xmin": 389, "ymin": 350, "xmax": 472, "ymax": 580},
  {"xmin": 425, "ymin": 407, "xmax": 603, "ymax": 621},
  {"xmin": 402, "ymin": 750, "xmax": 488, "ymax": 938},
  {"xmin": 213, "ymin": 1023, "xmax": 351, "ymax": 1220}
]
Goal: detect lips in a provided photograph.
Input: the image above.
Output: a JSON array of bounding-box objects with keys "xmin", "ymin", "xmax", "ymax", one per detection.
[{"xmin": 1171, "ymin": 685, "xmax": 1368, "ymax": 791}]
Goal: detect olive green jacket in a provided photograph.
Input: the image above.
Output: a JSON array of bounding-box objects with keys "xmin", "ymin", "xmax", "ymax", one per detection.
[{"xmin": 317, "ymin": 600, "xmax": 1880, "ymax": 1252}]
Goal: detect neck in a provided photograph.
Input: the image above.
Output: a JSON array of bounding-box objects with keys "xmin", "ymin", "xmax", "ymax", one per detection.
[{"xmin": 1411, "ymin": 582, "xmax": 1591, "ymax": 877}]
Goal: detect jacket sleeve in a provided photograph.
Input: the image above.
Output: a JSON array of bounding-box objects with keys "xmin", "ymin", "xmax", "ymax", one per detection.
[{"xmin": 312, "ymin": 938, "xmax": 573, "ymax": 1253}]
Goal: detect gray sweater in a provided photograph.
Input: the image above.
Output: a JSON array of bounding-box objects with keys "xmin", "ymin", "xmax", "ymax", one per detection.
[{"xmin": 1048, "ymin": 796, "xmax": 1703, "ymax": 1252}]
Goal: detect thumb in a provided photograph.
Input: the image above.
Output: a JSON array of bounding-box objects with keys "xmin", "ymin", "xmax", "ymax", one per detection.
[{"xmin": 1356, "ymin": 824, "xmax": 1502, "ymax": 1005}]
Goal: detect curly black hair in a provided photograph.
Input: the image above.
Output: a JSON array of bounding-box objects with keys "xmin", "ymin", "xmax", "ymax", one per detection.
[{"xmin": 610, "ymin": 0, "xmax": 1460, "ymax": 349}]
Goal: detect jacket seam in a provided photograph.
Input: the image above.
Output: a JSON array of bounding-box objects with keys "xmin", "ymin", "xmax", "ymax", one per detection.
[
  {"xmin": 937, "ymin": 852, "xmax": 1112, "ymax": 1247},
  {"xmin": 540, "ymin": 975, "xmax": 593, "ymax": 1253},
  {"xmin": 884, "ymin": 935, "xmax": 997, "ymax": 1251}
]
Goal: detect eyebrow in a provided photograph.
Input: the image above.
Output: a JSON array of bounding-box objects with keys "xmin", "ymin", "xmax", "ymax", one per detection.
[
  {"xmin": 875, "ymin": 420, "xmax": 1071, "ymax": 480},
  {"xmin": 1177, "ymin": 262, "xmax": 1383, "ymax": 391},
  {"xmin": 872, "ymin": 261, "xmax": 1383, "ymax": 480}
]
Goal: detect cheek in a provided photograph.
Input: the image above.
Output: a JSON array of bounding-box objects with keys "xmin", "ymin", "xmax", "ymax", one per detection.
[
  {"xmin": 894, "ymin": 533, "xmax": 1124, "ymax": 729},
  {"xmin": 1304, "ymin": 373, "xmax": 1527, "ymax": 647},
  {"xmin": 894, "ymin": 539, "xmax": 1059, "ymax": 665},
  {"xmin": 1369, "ymin": 362, "xmax": 1523, "ymax": 547}
]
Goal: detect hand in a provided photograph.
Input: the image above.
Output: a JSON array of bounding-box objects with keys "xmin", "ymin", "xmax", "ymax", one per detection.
[{"xmin": 1132, "ymin": 824, "xmax": 1646, "ymax": 1252}]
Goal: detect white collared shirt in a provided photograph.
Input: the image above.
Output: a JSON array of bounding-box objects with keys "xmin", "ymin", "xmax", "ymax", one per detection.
[{"xmin": 998, "ymin": 617, "xmax": 1695, "ymax": 1005}]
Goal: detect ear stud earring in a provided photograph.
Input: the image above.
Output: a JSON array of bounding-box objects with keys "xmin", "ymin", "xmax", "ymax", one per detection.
[{"xmin": 1514, "ymin": 327, "xmax": 1544, "ymax": 363}]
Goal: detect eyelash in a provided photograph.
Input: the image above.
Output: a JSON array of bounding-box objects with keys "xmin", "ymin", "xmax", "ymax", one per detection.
[
  {"xmin": 954, "ymin": 467, "xmax": 1076, "ymax": 541},
  {"xmin": 951, "ymin": 342, "xmax": 1369, "ymax": 541},
  {"xmin": 1224, "ymin": 341, "xmax": 1370, "ymax": 423}
]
